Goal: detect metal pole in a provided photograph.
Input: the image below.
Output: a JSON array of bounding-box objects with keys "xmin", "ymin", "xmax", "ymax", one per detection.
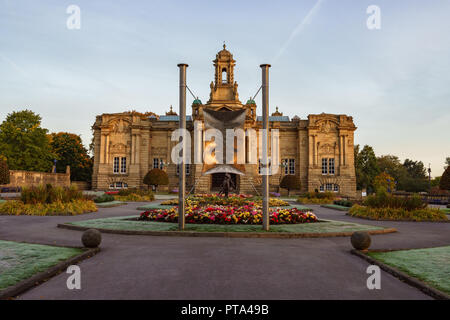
[
  {"xmin": 260, "ymin": 64, "xmax": 271, "ymax": 231},
  {"xmin": 178, "ymin": 63, "xmax": 188, "ymax": 231}
]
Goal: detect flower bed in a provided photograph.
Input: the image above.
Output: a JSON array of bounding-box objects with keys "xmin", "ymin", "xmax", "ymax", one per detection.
[
  {"xmin": 139, "ymin": 204, "xmax": 317, "ymax": 225},
  {"xmin": 160, "ymin": 194, "xmax": 289, "ymax": 207}
]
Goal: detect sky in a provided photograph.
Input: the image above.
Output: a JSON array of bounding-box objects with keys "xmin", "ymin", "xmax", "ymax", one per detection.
[{"xmin": 0, "ymin": 0, "xmax": 449, "ymax": 176}]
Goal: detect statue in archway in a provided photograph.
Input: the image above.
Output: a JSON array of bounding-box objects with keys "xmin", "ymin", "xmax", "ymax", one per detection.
[{"xmin": 218, "ymin": 173, "xmax": 235, "ymax": 198}]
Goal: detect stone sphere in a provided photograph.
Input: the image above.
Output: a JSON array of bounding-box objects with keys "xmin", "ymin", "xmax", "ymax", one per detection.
[
  {"xmin": 351, "ymin": 231, "xmax": 371, "ymax": 250},
  {"xmin": 81, "ymin": 229, "xmax": 102, "ymax": 248}
]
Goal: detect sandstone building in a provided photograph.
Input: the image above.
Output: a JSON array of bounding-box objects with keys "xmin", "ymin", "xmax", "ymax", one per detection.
[{"xmin": 92, "ymin": 46, "xmax": 357, "ymax": 197}]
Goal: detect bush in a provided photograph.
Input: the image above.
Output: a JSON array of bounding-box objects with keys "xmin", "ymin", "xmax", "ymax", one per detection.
[
  {"xmin": 0, "ymin": 156, "xmax": 10, "ymax": 185},
  {"xmin": 20, "ymin": 185, "xmax": 83, "ymax": 204},
  {"xmin": 143, "ymin": 169, "xmax": 169, "ymax": 191},
  {"xmin": 280, "ymin": 175, "xmax": 300, "ymax": 196},
  {"xmin": 94, "ymin": 194, "xmax": 115, "ymax": 203},
  {"xmin": 440, "ymin": 166, "xmax": 450, "ymax": 191},
  {"xmin": 334, "ymin": 200, "xmax": 353, "ymax": 207},
  {"xmin": 364, "ymin": 189, "xmax": 426, "ymax": 211},
  {"xmin": 349, "ymin": 204, "xmax": 447, "ymax": 221},
  {"xmin": 114, "ymin": 189, "xmax": 155, "ymax": 202},
  {"xmin": 0, "ymin": 199, "xmax": 97, "ymax": 216},
  {"xmin": 297, "ymin": 191, "xmax": 335, "ymax": 204}
]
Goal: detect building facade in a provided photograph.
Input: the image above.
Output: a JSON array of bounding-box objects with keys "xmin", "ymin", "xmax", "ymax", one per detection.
[{"xmin": 92, "ymin": 46, "xmax": 357, "ymax": 197}]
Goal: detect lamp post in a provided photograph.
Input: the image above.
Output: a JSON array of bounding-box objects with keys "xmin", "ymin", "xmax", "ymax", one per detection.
[
  {"xmin": 428, "ymin": 163, "xmax": 432, "ymax": 191},
  {"xmin": 178, "ymin": 63, "xmax": 188, "ymax": 231},
  {"xmin": 260, "ymin": 63, "xmax": 271, "ymax": 231}
]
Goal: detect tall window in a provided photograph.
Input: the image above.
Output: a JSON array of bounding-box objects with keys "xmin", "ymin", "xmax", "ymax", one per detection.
[
  {"xmin": 322, "ymin": 158, "xmax": 328, "ymax": 174},
  {"xmin": 328, "ymin": 158, "xmax": 335, "ymax": 175},
  {"xmin": 288, "ymin": 159, "xmax": 295, "ymax": 175},
  {"xmin": 120, "ymin": 157, "xmax": 127, "ymax": 173},
  {"xmin": 113, "ymin": 157, "xmax": 127, "ymax": 174},
  {"xmin": 153, "ymin": 158, "xmax": 159, "ymax": 169},
  {"xmin": 113, "ymin": 157, "xmax": 120, "ymax": 173},
  {"xmin": 176, "ymin": 164, "xmax": 190, "ymax": 175}
]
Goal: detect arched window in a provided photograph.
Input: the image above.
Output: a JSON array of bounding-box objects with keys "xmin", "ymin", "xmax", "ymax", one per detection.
[{"xmin": 222, "ymin": 68, "xmax": 227, "ymax": 84}]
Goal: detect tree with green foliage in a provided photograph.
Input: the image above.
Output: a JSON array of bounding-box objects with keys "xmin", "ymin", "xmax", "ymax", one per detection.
[
  {"xmin": 0, "ymin": 155, "xmax": 10, "ymax": 185},
  {"xmin": 280, "ymin": 175, "xmax": 301, "ymax": 196},
  {"xmin": 354, "ymin": 145, "xmax": 379, "ymax": 193},
  {"xmin": 0, "ymin": 110, "xmax": 55, "ymax": 172},
  {"xmin": 50, "ymin": 132, "xmax": 93, "ymax": 182},
  {"xmin": 373, "ymin": 172, "xmax": 396, "ymax": 193},
  {"xmin": 143, "ymin": 168, "xmax": 169, "ymax": 192},
  {"xmin": 440, "ymin": 166, "xmax": 450, "ymax": 191}
]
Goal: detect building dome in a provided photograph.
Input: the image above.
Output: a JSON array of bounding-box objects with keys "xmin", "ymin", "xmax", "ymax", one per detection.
[
  {"xmin": 246, "ymin": 98, "xmax": 256, "ymax": 105},
  {"xmin": 193, "ymin": 97, "xmax": 202, "ymax": 105}
]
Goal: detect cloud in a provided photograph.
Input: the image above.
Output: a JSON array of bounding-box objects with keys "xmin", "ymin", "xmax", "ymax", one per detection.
[{"xmin": 273, "ymin": 0, "xmax": 325, "ymax": 62}]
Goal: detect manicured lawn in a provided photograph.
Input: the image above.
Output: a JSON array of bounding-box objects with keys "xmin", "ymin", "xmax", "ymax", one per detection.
[
  {"xmin": 95, "ymin": 201, "xmax": 126, "ymax": 208},
  {"xmin": 321, "ymin": 204, "xmax": 350, "ymax": 211},
  {"xmin": 0, "ymin": 240, "xmax": 83, "ymax": 290},
  {"xmin": 66, "ymin": 215, "xmax": 387, "ymax": 233},
  {"xmin": 368, "ymin": 246, "xmax": 450, "ymax": 295},
  {"xmin": 440, "ymin": 208, "xmax": 450, "ymax": 215}
]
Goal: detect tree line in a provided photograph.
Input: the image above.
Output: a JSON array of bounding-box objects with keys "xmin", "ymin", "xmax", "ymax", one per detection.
[
  {"xmin": 354, "ymin": 145, "xmax": 449, "ymax": 194},
  {"xmin": 0, "ymin": 110, "xmax": 92, "ymax": 182}
]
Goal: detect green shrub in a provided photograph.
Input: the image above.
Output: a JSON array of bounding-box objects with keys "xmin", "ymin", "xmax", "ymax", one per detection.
[
  {"xmin": 143, "ymin": 169, "xmax": 169, "ymax": 191},
  {"xmin": 21, "ymin": 185, "xmax": 83, "ymax": 204},
  {"xmin": 94, "ymin": 194, "xmax": 115, "ymax": 203},
  {"xmin": 0, "ymin": 156, "xmax": 10, "ymax": 185},
  {"xmin": 364, "ymin": 189, "xmax": 426, "ymax": 211},
  {"xmin": 349, "ymin": 204, "xmax": 447, "ymax": 221},
  {"xmin": 334, "ymin": 200, "xmax": 353, "ymax": 207}
]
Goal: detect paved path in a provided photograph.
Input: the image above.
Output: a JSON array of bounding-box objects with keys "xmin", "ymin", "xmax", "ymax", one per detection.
[{"xmin": 0, "ymin": 202, "xmax": 449, "ymax": 300}]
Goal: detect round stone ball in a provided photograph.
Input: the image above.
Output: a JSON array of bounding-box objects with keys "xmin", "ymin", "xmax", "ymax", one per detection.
[
  {"xmin": 81, "ymin": 229, "xmax": 102, "ymax": 248},
  {"xmin": 351, "ymin": 231, "xmax": 371, "ymax": 250}
]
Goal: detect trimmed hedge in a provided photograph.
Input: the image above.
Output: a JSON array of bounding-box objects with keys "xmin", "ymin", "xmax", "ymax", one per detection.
[
  {"xmin": 94, "ymin": 194, "xmax": 115, "ymax": 203},
  {"xmin": 348, "ymin": 204, "xmax": 447, "ymax": 222}
]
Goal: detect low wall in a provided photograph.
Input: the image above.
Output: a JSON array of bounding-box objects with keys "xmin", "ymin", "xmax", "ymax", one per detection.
[
  {"xmin": 4, "ymin": 169, "xmax": 70, "ymax": 188},
  {"xmin": 71, "ymin": 181, "xmax": 90, "ymax": 190}
]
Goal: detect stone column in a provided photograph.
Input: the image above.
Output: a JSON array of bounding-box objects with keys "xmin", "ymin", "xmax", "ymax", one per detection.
[
  {"xmin": 131, "ymin": 134, "xmax": 135, "ymax": 164},
  {"xmin": 100, "ymin": 134, "xmax": 105, "ymax": 164},
  {"xmin": 105, "ymin": 135, "xmax": 110, "ymax": 164},
  {"xmin": 136, "ymin": 134, "xmax": 140, "ymax": 164}
]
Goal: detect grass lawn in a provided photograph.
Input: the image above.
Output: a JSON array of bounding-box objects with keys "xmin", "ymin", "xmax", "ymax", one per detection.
[
  {"xmin": 440, "ymin": 208, "xmax": 450, "ymax": 215},
  {"xmin": 0, "ymin": 199, "xmax": 5, "ymax": 204},
  {"xmin": 321, "ymin": 204, "xmax": 350, "ymax": 211},
  {"xmin": 95, "ymin": 201, "xmax": 126, "ymax": 208},
  {"xmin": 368, "ymin": 246, "xmax": 450, "ymax": 295},
  {"xmin": 0, "ymin": 240, "xmax": 83, "ymax": 290},
  {"xmin": 66, "ymin": 215, "xmax": 387, "ymax": 233}
]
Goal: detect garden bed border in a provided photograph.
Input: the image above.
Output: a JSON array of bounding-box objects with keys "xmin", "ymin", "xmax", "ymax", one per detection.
[
  {"xmin": 351, "ymin": 249, "xmax": 450, "ymax": 300},
  {"xmin": 0, "ymin": 244, "xmax": 100, "ymax": 300},
  {"xmin": 57, "ymin": 222, "xmax": 397, "ymax": 239}
]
